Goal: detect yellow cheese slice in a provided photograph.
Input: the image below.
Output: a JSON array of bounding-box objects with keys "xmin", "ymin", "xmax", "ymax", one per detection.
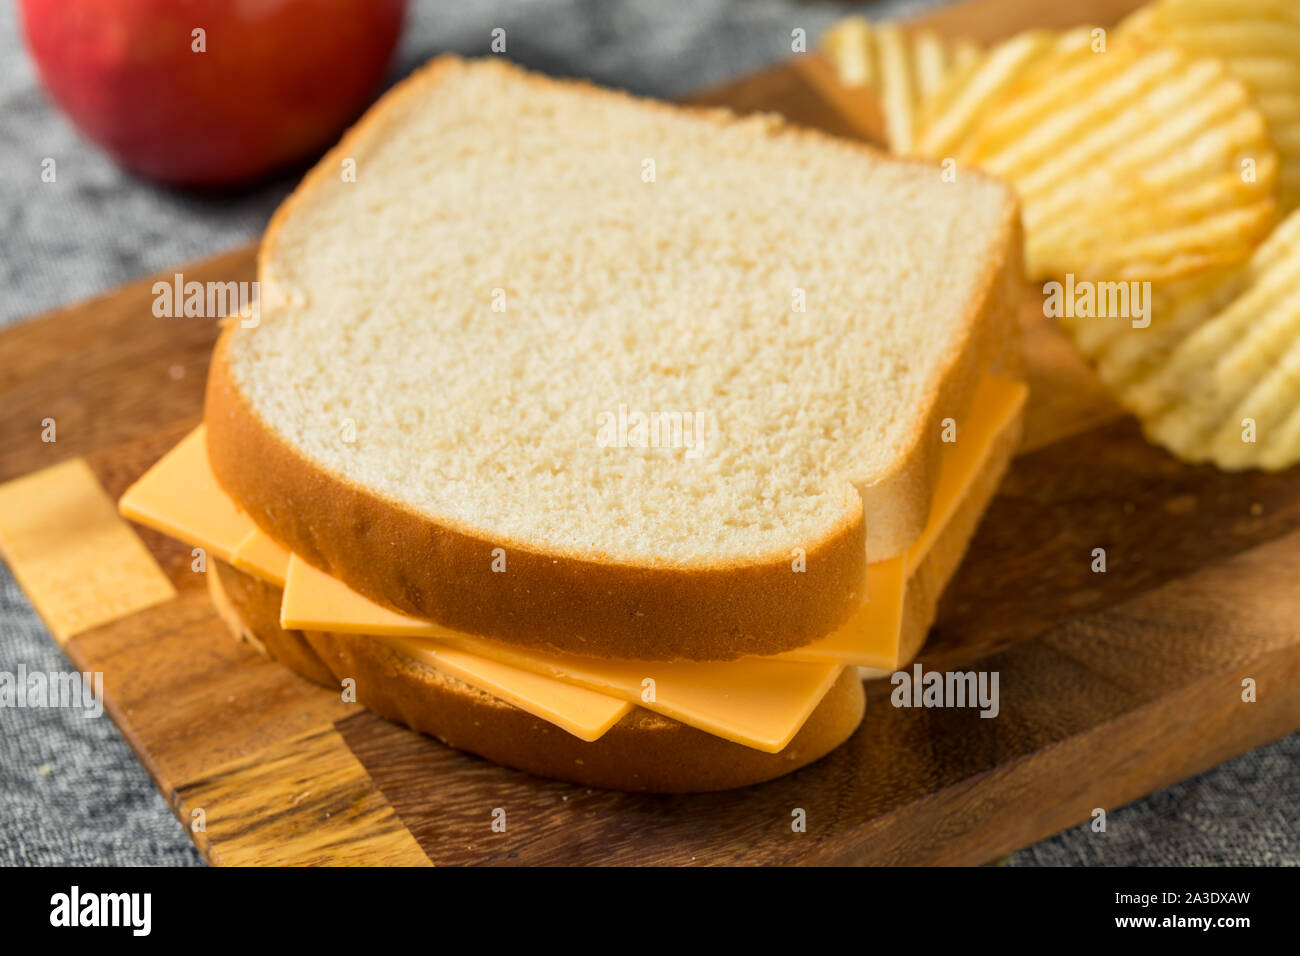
[
  {"xmin": 374, "ymin": 634, "xmax": 632, "ymax": 742},
  {"xmin": 282, "ymin": 554, "xmax": 842, "ymax": 753},
  {"xmin": 119, "ymin": 426, "xmax": 254, "ymax": 563},
  {"xmin": 776, "ymin": 375, "xmax": 1027, "ymax": 668},
  {"xmin": 281, "ymin": 551, "xmax": 454, "ymax": 636},
  {"xmin": 0, "ymin": 458, "xmax": 177, "ymax": 643}
]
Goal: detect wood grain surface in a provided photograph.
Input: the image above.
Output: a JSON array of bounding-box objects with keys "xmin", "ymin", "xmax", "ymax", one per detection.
[{"xmin": 2, "ymin": 0, "xmax": 1297, "ymax": 866}]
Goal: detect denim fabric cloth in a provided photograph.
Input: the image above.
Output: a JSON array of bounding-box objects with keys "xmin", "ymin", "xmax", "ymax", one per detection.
[{"xmin": 1, "ymin": 0, "xmax": 1295, "ymax": 866}]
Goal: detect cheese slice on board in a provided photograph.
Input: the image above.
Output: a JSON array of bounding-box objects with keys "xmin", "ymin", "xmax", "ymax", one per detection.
[
  {"xmin": 282, "ymin": 553, "xmax": 841, "ymax": 753},
  {"xmin": 777, "ymin": 375, "xmax": 1027, "ymax": 668},
  {"xmin": 119, "ymin": 426, "xmax": 255, "ymax": 563}
]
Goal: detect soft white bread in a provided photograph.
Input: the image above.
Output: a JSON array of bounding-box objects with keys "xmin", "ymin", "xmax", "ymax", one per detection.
[
  {"xmin": 203, "ymin": 391, "xmax": 1021, "ymax": 792},
  {"xmin": 206, "ymin": 55, "xmax": 1022, "ymax": 660}
]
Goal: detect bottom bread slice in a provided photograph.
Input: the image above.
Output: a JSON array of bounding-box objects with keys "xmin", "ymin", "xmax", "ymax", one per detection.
[
  {"xmin": 208, "ymin": 560, "xmax": 864, "ymax": 791},
  {"xmin": 205, "ymin": 399, "xmax": 1022, "ymax": 792}
]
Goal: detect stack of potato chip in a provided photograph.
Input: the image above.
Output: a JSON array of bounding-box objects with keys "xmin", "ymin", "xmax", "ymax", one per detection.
[{"xmin": 823, "ymin": 0, "xmax": 1300, "ymax": 471}]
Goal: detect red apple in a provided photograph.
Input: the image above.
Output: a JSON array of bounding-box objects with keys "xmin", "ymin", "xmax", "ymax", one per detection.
[{"xmin": 18, "ymin": 0, "xmax": 407, "ymax": 187}]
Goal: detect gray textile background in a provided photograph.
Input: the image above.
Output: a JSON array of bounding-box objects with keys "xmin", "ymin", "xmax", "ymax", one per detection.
[{"xmin": 0, "ymin": 0, "xmax": 1295, "ymax": 867}]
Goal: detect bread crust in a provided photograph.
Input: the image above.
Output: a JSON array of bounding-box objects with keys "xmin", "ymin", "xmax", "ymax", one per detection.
[
  {"xmin": 206, "ymin": 55, "xmax": 1022, "ymax": 661},
  {"xmin": 208, "ymin": 560, "xmax": 865, "ymax": 792}
]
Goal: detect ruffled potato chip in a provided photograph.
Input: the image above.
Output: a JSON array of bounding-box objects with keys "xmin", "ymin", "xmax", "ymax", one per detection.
[
  {"xmin": 914, "ymin": 26, "xmax": 1279, "ymax": 282},
  {"xmin": 1122, "ymin": 0, "xmax": 1300, "ymax": 211},
  {"xmin": 1067, "ymin": 209, "xmax": 1300, "ymax": 470},
  {"xmin": 822, "ymin": 16, "xmax": 980, "ymax": 155}
]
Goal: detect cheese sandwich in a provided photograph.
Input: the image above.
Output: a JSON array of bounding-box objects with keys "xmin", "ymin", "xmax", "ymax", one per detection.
[{"xmin": 121, "ymin": 56, "xmax": 1025, "ymax": 791}]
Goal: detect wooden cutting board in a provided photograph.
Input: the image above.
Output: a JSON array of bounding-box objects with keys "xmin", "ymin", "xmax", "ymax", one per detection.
[{"xmin": 2, "ymin": 0, "xmax": 1297, "ymax": 866}]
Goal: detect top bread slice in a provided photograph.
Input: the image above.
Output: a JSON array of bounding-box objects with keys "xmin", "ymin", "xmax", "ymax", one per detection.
[{"xmin": 205, "ymin": 55, "xmax": 1021, "ymax": 662}]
